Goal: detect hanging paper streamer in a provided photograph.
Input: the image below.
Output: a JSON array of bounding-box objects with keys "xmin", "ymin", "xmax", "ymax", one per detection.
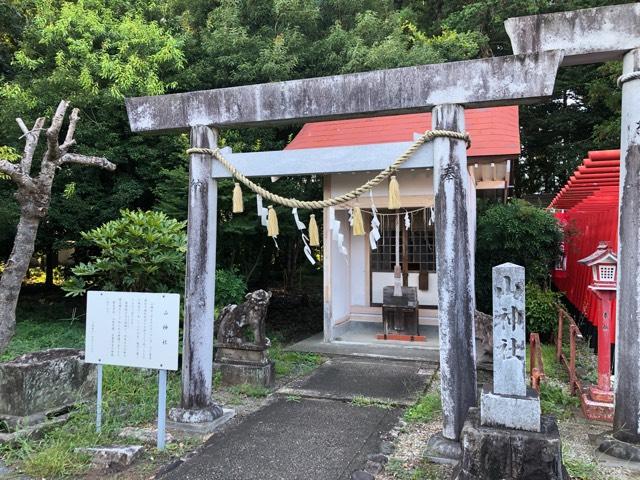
[
  {"xmin": 429, "ymin": 206, "xmax": 434, "ymax": 226},
  {"xmin": 292, "ymin": 208, "xmax": 315, "ymax": 265},
  {"xmin": 329, "ymin": 207, "xmax": 348, "ymax": 257},
  {"xmin": 292, "ymin": 208, "xmax": 306, "ymax": 230},
  {"xmin": 256, "ymin": 195, "xmax": 268, "ymax": 227},
  {"xmin": 369, "ymin": 191, "xmax": 381, "ymax": 250},
  {"xmin": 404, "ymin": 210, "xmax": 411, "ymax": 231}
]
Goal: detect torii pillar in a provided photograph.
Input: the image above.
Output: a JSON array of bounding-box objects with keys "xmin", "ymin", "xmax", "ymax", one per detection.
[
  {"xmin": 504, "ymin": 2, "xmax": 640, "ymax": 448},
  {"xmin": 432, "ymin": 104, "xmax": 477, "ymax": 442},
  {"xmin": 614, "ymin": 47, "xmax": 640, "ymax": 443}
]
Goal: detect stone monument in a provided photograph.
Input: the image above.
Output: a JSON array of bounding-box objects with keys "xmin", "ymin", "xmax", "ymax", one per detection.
[
  {"xmin": 214, "ymin": 290, "xmax": 275, "ymax": 387},
  {"xmin": 0, "ymin": 348, "xmax": 96, "ymax": 431},
  {"xmin": 454, "ymin": 263, "xmax": 565, "ymax": 480}
]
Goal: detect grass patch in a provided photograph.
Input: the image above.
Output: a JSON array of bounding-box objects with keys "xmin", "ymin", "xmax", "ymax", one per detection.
[
  {"xmin": 229, "ymin": 383, "xmax": 271, "ymax": 398},
  {"xmin": 385, "ymin": 458, "xmax": 443, "ymax": 480},
  {"xmin": 540, "ymin": 381, "xmax": 580, "ymax": 419},
  {"xmin": 1, "ymin": 295, "xmax": 85, "ymax": 362},
  {"xmin": 351, "ymin": 395, "xmax": 394, "ymax": 410},
  {"xmin": 404, "ymin": 391, "xmax": 442, "ymax": 423},
  {"xmin": 563, "ymin": 449, "xmax": 600, "ymax": 480},
  {"xmin": 269, "ymin": 339, "xmax": 323, "ymax": 377},
  {"xmin": 0, "ymin": 366, "xmax": 189, "ymax": 478}
]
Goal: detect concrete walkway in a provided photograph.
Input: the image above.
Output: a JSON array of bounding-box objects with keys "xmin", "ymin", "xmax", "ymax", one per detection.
[{"xmin": 160, "ymin": 357, "xmax": 437, "ymax": 480}]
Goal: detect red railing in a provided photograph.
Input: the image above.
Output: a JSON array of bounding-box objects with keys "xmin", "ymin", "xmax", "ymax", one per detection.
[
  {"xmin": 556, "ymin": 307, "xmax": 583, "ymax": 395},
  {"xmin": 529, "ymin": 333, "xmax": 545, "ymax": 392}
]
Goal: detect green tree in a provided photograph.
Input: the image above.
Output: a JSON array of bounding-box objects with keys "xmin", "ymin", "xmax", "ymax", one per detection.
[
  {"xmin": 475, "ymin": 200, "xmax": 562, "ymax": 313},
  {"xmin": 0, "ymin": 0, "xmax": 187, "ymax": 284}
]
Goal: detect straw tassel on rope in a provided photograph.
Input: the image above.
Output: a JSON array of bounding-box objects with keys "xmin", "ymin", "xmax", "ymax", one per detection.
[
  {"xmin": 388, "ymin": 175, "xmax": 401, "ymax": 209},
  {"xmin": 352, "ymin": 206, "xmax": 365, "ymax": 236},
  {"xmin": 308, "ymin": 214, "xmax": 320, "ymax": 246},
  {"xmin": 267, "ymin": 206, "xmax": 279, "ymax": 237},
  {"xmin": 232, "ymin": 182, "xmax": 244, "ymax": 213}
]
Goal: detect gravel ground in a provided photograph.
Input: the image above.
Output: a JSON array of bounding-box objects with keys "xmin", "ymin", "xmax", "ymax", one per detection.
[
  {"xmin": 376, "ymin": 415, "xmax": 452, "ymax": 480},
  {"xmin": 559, "ymin": 416, "xmax": 640, "ymax": 480}
]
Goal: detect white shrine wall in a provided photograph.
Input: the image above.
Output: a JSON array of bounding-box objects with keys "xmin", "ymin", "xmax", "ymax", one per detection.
[{"xmin": 323, "ymin": 169, "xmax": 439, "ymax": 335}]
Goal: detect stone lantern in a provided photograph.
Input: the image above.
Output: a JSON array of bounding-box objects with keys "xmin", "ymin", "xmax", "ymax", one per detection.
[{"xmin": 578, "ymin": 241, "xmax": 617, "ymax": 419}]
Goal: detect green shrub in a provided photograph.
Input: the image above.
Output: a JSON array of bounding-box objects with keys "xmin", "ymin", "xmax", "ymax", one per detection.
[
  {"xmin": 526, "ymin": 282, "xmax": 561, "ymax": 339},
  {"xmin": 475, "ymin": 200, "xmax": 562, "ymax": 313},
  {"xmin": 215, "ymin": 268, "xmax": 248, "ymax": 307},
  {"xmin": 540, "ymin": 381, "xmax": 579, "ymax": 419},
  {"xmin": 63, "ymin": 210, "xmax": 186, "ymax": 295}
]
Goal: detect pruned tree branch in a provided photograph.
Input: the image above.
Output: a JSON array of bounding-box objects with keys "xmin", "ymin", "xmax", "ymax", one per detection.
[
  {"xmin": 61, "ymin": 153, "xmax": 116, "ymax": 171},
  {"xmin": 60, "ymin": 108, "xmax": 80, "ymax": 152},
  {"xmin": 16, "ymin": 118, "xmax": 29, "ymax": 137},
  {"xmin": 45, "ymin": 100, "xmax": 69, "ymax": 160},
  {"xmin": 0, "ymin": 159, "xmax": 36, "ymax": 190},
  {"xmin": 19, "ymin": 117, "xmax": 46, "ymax": 175}
]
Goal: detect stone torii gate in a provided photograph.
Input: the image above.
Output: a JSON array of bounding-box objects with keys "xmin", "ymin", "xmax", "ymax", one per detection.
[
  {"xmin": 505, "ymin": 2, "xmax": 640, "ymax": 449},
  {"xmin": 126, "ymin": 51, "xmax": 562, "ymax": 438},
  {"xmin": 125, "ymin": 2, "xmax": 640, "ymax": 449}
]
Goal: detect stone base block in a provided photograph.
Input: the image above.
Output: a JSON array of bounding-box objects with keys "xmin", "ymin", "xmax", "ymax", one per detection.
[
  {"xmin": 589, "ymin": 386, "xmax": 614, "ymax": 403},
  {"xmin": 423, "ymin": 432, "xmax": 462, "ymax": 465},
  {"xmin": 481, "ymin": 385, "xmax": 541, "ymax": 432},
  {"xmin": 214, "ymin": 360, "xmax": 275, "ymax": 388},
  {"xmin": 75, "ymin": 445, "xmax": 143, "ymax": 471},
  {"xmin": 581, "ymin": 392, "xmax": 614, "ymax": 423},
  {"xmin": 597, "ymin": 432, "xmax": 640, "ymax": 462},
  {"xmin": 454, "ymin": 408, "xmax": 565, "ymax": 480},
  {"xmin": 167, "ymin": 408, "xmax": 235, "ymax": 437},
  {"xmin": 0, "ymin": 349, "xmax": 96, "ymax": 424}
]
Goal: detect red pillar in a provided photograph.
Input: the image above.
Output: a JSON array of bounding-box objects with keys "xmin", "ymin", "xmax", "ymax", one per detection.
[{"xmin": 590, "ymin": 289, "xmax": 615, "ymax": 403}]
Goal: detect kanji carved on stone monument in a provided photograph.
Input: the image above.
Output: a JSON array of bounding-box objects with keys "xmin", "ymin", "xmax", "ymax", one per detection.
[{"xmin": 493, "ymin": 268, "xmax": 526, "ymax": 397}]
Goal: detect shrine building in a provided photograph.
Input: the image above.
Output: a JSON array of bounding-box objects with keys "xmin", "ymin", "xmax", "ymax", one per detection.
[{"xmin": 282, "ymin": 106, "xmax": 521, "ymax": 351}]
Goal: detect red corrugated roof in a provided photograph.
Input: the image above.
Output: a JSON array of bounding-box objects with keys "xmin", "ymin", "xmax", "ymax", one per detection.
[{"xmin": 285, "ymin": 106, "xmax": 520, "ymax": 158}]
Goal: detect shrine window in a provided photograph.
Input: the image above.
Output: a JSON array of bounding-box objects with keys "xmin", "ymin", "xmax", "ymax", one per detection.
[{"xmin": 369, "ymin": 208, "xmax": 436, "ymax": 273}]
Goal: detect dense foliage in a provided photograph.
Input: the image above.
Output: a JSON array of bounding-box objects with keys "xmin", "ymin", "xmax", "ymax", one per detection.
[
  {"xmin": 475, "ymin": 200, "xmax": 563, "ymax": 313},
  {"xmin": 0, "ymin": 0, "xmax": 626, "ymax": 293},
  {"xmin": 526, "ymin": 282, "xmax": 562, "ymax": 339},
  {"xmin": 63, "ymin": 210, "xmax": 187, "ymax": 294},
  {"xmin": 215, "ymin": 268, "xmax": 249, "ymax": 307}
]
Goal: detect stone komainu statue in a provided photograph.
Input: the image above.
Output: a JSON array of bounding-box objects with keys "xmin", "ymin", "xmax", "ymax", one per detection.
[
  {"xmin": 217, "ymin": 289, "xmax": 272, "ymax": 347},
  {"xmin": 475, "ymin": 310, "xmax": 493, "ymax": 366}
]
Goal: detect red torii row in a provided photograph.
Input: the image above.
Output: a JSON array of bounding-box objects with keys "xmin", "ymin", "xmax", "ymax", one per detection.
[
  {"xmin": 549, "ymin": 150, "xmax": 620, "ymax": 332},
  {"xmin": 549, "ymin": 150, "xmax": 620, "ymax": 210}
]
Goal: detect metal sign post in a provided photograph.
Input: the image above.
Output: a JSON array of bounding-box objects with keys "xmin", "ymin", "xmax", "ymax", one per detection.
[
  {"xmin": 96, "ymin": 364, "xmax": 103, "ymax": 433},
  {"xmin": 86, "ymin": 291, "xmax": 180, "ymax": 449},
  {"xmin": 157, "ymin": 369, "xmax": 167, "ymax": 450}
]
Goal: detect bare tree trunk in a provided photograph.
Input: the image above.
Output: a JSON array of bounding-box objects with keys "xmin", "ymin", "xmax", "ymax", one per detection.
[
  {"xmin": 0, "ymin": 211, "xmax": 41, "ymax": 351},
  {"xmin": 45, "ymin": 243, "xmax": 56, "ymax": 289},
  {"xmin": 0, "ymin": 100, "xmax": 115, "ymax": 354}
]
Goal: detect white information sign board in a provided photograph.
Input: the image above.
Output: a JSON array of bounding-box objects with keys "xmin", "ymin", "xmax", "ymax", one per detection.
[{"xmin": 85, "ymin": 291, "xmax": 180, "ymax": 371}]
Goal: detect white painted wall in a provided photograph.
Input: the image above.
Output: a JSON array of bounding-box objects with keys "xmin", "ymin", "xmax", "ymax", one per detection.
[
  {"xmin": 326, "ymin": 169, "xmax": 439, "ymax": 324},
  {"xmin": 330, "ymin": 169, "xmax": 435, "ymax": 201},
  {"xmin": 329, "ymin": 208, "xmax": 351, "ymax": 324},
  {"xmin": 371, "ymin": 272, "xmax": 438, "ymax": 306}
]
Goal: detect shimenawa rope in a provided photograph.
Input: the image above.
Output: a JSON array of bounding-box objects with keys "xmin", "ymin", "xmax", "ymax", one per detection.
[{"xmin": 187, "ymin": 129, "xmax": 470, "ymax": 210}]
